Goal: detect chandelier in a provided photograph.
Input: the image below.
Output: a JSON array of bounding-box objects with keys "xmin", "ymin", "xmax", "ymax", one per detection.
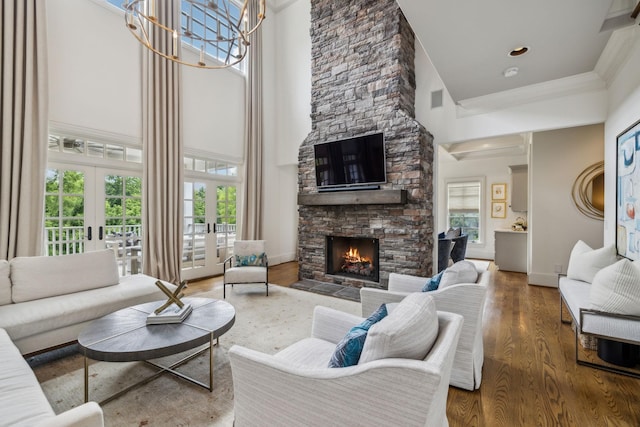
[{"xmin": 123, "ymin": 0, "xmax": 265, "ymax": 69}]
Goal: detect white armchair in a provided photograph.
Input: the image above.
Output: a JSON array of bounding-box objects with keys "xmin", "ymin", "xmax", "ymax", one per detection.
[
  {"xmin": 360, "ymin": 270, "xmax": 489, "ymax": 390},
  {"xmin": 229, "ymin": 296, "xmax": 463, "ymax": 427},
  {"xmin": 223, "ymin": 240, "xmax": 268, "ymax": 298}
]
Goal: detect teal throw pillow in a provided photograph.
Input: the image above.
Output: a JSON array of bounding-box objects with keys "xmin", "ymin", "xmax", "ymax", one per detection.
[
  {"xmin": 328, "ymin": 304, "xmax": 388, "ymax": 368},
  {"xmin": 235, "ymin": 252, "xmax": 266, "ymax": 267},
  {"xmin": 422, "ymin": 270, "xmax": 445, "ymax": 292}
]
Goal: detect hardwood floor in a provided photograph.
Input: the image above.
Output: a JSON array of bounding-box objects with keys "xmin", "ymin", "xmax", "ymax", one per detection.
[{"xmin": 189, "ymin": 262, "xmax": 640, "ymax": 426}]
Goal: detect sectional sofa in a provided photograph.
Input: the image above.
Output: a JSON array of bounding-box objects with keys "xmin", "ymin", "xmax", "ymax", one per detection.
[
  {"xmin": 0, "ymin": 249, "xmax": 175, "ymax": 355},
  {"xmin": 0, "ymin": 249, "xmax": 176, "ymax": 426}
]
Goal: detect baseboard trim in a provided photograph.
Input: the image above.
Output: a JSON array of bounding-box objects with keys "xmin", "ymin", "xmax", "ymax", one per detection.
[{"xmin": 528, "ymin": 272, "xmax": 559, "ymax": 288}]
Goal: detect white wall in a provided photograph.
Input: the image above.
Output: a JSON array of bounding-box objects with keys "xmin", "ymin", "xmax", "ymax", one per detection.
[
  {"xmin": 47, "ymin": 0, "xmax": 245, "ymax": 159},
  {"xmin": 437, "ymin": 150, "xmax": 529, "ymax": 260},
  {"xmin": 528, "ymin": 124, "xmax": 604, "ymax": 287},
  {"xmin": 260, "ymin": 0, "xmax": 311, "ymax": 264},
  {"xmin": 604, "ymin": 27, "xmax": 640, "ymax": 249},
  {"xmin": 274, "ymin": 0, "xmax": 312, "ymax": 166}
]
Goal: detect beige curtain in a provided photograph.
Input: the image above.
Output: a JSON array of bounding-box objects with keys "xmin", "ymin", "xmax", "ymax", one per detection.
[
  {"xmin": 0, "ymin": 0, "xmax": 48, "ymax": 259},
  {"xmin": 241, "ymin": 0, "xmax": 264, "ymax": 240},
  {"xmin": 141, "ymin": 0, "xmax": 184, "ymax": 284}
]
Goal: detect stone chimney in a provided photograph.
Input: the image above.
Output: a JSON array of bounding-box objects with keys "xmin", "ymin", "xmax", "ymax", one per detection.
[{"xmin": 297, "ymin": 0, "xmax": 434, "ymax": 290}]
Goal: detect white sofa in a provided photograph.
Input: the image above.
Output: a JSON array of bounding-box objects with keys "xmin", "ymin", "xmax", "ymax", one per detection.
[
  {"xmin": 0, "ymin": 249, "xmax": 176, "ymax": 355},
  {"xmin": 229, "ymin": 294, "xmax": 463, "ymax": 427},
  {"xmin": 0, "ymin": 328, "xmax": 103, "ymax": 427},
  {"xmin": 360, "ymin": 269, "xmax": 489, "ymax": 390}
]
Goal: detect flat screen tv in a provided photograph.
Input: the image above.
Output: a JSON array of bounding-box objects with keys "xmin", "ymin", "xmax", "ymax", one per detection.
[{"xmin": 314, "ymin": 133, "xmax": 386, "ymax": 191}]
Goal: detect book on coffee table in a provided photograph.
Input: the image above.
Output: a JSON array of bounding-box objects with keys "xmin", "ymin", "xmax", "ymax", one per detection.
[{"xmin": 146, "ymin": 303, "xmax": 193, "ymax": 325}]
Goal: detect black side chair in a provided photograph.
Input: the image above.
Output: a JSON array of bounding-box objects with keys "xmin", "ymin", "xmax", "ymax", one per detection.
[
  {"xmin": 437, "ymin": 228, "xmax": 469, "ymax": 271},
  {"xmin": 450, "ymin": 234, "xmax": 469, "ymax": 263},
  {"xmin": 437, "ymin": 238, "xmax": 453, "ymax": 273}
]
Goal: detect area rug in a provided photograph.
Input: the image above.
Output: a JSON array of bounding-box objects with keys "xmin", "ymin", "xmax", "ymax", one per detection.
[{"xmin": 33, "ymin": 284, "xmax": 360, "ymax": 427}]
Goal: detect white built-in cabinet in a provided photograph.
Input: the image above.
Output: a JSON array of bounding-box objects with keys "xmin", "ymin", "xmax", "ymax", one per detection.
[{"xmin": 494, "ymin": 230, "xmax": 528, "ymax": 273}]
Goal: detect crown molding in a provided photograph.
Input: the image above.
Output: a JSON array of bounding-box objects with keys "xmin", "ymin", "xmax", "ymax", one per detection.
[
  {"xmin": 595, "ymin": 24, "xmax": 639, "ymax": 86},
  {"xmin": 455, "ymin": 72, "xmax": 606, "ymax": 117}
]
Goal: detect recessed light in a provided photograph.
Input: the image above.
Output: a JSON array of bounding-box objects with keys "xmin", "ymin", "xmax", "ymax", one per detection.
[
  {"xmin": 508, "ymin": 46, "xmax": 529, "ymax": 57},
  {"xmin": 503, "ymin": 66, "xmax": 519, "ymax": 78}
]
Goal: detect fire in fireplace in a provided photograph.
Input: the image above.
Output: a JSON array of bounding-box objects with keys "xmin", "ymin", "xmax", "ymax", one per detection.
[{"xmin": 326, "ymin": 236, "xmax": 379, "ymax": 282}]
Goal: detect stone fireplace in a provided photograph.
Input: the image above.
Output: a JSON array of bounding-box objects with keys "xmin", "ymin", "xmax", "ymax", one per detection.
[{"xmin": 297, "ymin": 0, "xmax": 434, "ymax": 290}]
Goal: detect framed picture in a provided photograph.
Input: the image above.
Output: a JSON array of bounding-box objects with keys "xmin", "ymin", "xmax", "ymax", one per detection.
[
  {"xmin": 616, "ymin": 118, "xmax": 640, "ymax": 260},
  {"xmin": 491, "ymin": 201, "xmax": 507, "ymax": 218},
  {"xmin": 492, "ymin": 183, "xmax": 507, "ymax": 200}
]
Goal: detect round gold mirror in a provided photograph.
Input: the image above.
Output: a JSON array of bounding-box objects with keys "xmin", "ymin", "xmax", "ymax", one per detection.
[{"xmin": 571, "ymin": 161, "xmax": 604, "ymax": 220}]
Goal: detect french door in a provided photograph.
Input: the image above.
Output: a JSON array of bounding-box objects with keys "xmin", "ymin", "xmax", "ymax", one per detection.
[
  {"xmin": 45, "ymin": 164, "xmax": 237, "ymax": 280},
  {"xmin": 45, "ymin": 163, "xmax": 143, "ymax": 276},
  {"xmin": 181, "ymin": 179, "xmax": 237, "ymax": 280}
]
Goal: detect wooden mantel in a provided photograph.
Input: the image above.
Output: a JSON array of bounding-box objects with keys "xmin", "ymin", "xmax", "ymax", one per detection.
[{"xmin": 297, "ymin": 189, "xmax": 407, "ymax": 206}]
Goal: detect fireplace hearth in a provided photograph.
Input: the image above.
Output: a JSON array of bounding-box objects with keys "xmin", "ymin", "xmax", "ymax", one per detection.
[{"xmin": 326, "ymin": 236, "xmax": 379, "ymax": 283}]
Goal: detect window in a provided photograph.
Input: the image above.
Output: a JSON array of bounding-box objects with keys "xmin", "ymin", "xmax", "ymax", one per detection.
[
  {"xmin": 48, "ymin": 135, "xmax": 142, "ymax": 164},
  {"xmin": 446, "ymin": 181, "xmax": 481, "ymax": 243},
  {"xmin": 181, "ymin": 0, "xmax": 243, "ymax": 71},
  {"xmin": 107, "ymin": 0, "xmax": 244, "ymax": 72}
]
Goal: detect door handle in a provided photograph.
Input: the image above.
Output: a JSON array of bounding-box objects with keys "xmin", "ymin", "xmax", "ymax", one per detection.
[
  {"xmin": 207, "ymin": 223, "xmax": 211, "ymax": 234},
  {"xmin": 213, "ymin": 223, "xmax": 217, "ymax": 233},
  {"xmin": 99, "ymin": 226, "xmax": 103, "ymax": 240},
  {"xmin": 87, "ymin": 226, "xmax": 92, "ymax": 241}
]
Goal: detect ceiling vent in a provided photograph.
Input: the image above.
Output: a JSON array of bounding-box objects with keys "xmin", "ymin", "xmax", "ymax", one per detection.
[{"xmin": 431, "ymin": 89, "xmax": 443, "ymax": 109}]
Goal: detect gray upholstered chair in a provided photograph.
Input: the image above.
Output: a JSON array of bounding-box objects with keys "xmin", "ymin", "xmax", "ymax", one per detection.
[
  {"xmin": 223, "ymin": 240, "xmax": 268, "ymax": 298},
  {"xmin": 229, "ymin": 292, "xmax": 463, "ymax": 427},
  {"xmin": 360, "ymin": 268, "xmax": 489, "ymax": 390}
]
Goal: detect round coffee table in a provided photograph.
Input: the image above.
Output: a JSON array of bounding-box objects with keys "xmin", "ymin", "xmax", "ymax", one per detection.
[{"xmin": 78, "ymin": 297, "xmax": 235, "ymax": 404}]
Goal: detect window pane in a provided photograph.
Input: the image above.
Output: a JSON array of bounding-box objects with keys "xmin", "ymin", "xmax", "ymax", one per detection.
[
  {"xmin": 45, "ymin": 195, "xmax": 59, "ymax": 217},
  {"xmin": 45, "ymin": 169, "xmax": 59, "ymax": 193},
  {"xmin": 126, "ymin": 147, "xmax": 142, "ymax": 163},
  {"xmin": 184, "ymin": 157, "xmax": 194, "ymax": 170},
  {"xmin": 87, "ymin": 142, "xmax": 104, "ymax": 158},
  {"xmin": 195, "ymin": 159, "xmax": 206, "ymax": 172},
  {"xmin": 105, "ymin": 175, "xmax": 123, "ymax": 196},
  {"xmin": 63, "ymin": 138, "xmax": 84, "ymax": 154},
  {"xmin": 447, "ymin": 181, "xmax": 481, "ymax": 243},
  {"xmin": 184, "ymin": 182, "xmax": 193, "ymax": 199},
  {"xmin": 105, "ymin": 198, "xmax": 123, "ymax": 217},
  {"xmin": 62, "ymin": 196, "xmax": 84, "ymax": 217},
  {"xmin": 106, "ymin": 144, "xmax": 124, "ymax": 160},
  {"xmin": 125, "ymin": 176, "xmax": 142, "ymax": 197},
  {"xmin": 125, "ymin": 198, "xmax": 141, "ymax": 217},
  {"xmin": 62, "ymin": 170, "xmax": 84, "ymax": 194},
  {"xmin": 48, "ymin": 135, "xmax": 61, "ymax": 152}
]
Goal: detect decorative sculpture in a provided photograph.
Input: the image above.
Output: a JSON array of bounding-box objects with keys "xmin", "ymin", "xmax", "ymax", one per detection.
[{"xmin": 154, "ymin": 280, "xmax": 188, "ymax": 314}]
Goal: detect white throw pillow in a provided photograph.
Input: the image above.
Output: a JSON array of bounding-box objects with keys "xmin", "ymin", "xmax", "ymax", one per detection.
[
  {"xmin": 439, "ymin": 260, "xmax": 478, "ymax": 289},
  {"xmin": 358, "ymin": 292, "xmax": 438, "ymax": 363},
  {"xmin": 590, "ymin": 259, "xmax": 640, "ymax": 316},
  {"xmin": 566, "ymin": 240, "xmax": 617, "ymax": 284}
]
